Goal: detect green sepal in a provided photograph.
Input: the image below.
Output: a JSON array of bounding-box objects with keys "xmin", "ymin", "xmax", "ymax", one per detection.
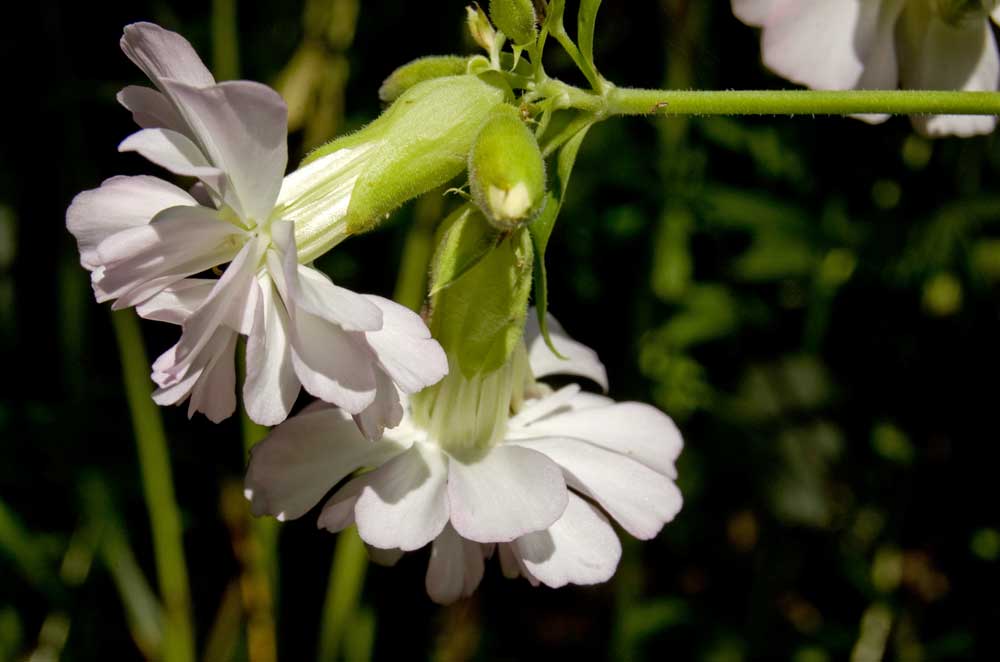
[
  {"xmin": 429, "ymin": 223, "xmax": 534, "ymax": 378},
  {"xmin": 303, "ymin": 75, "xmax": 505, "ymax": 235},
  {"xmin": 428, "ymin": 204, "xmax": 500, "ymax": 297},
  {"xmin": 529, "ymin": 120, "xmax": 593, "ymax": 357},
  {"xmin": 378, "ymin": 56, "xmax": 470, "ymax": 103}
]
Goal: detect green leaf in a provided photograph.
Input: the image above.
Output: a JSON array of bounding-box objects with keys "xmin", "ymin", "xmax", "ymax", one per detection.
[
  {"xmin": 428, "ymin": 204, "xmax": 500, "ymax": 296},
  {"xmin": 529, "ymin": 120, "xmax": 593, "ymax": 356},
  {"xmin": 578, "ymin": 0, "xmax": 603, "ymax": 70}
]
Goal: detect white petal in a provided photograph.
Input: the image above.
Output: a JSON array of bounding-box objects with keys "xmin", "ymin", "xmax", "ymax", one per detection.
[
  {"xmin": 732, "ymin": 0, "xmax": 776, "ymax": 26},
  {"xmin": 353, "ymin": 442, "xmax": 450, "ymax": 551},
  {"xmin": 120, "ymin": 22, "xmax": 215, "ymax": 90},
  {"xmin": 525, "ymin": 310, "xmax": 607, "ymax": 391},
  {"xmin": 513, "ymin": 493, "xmax": 621, "ymax": 588},
  {"xmin": 186, "ymin": 329, "xmax": 238, "ymax": 423},
  {"xmin": 425, "ymin": 524, "xmax": 486, "ymax": 605},
  {"xmin": 367, "ymin": 545, "xmax": 405, "ymax": 567},
  {"xmin": 757, "ymin": 0, "xmax": 904, "ymax": 91},
  {"xmin": 289, "ymin": 312, "xmax": 377, "ymax": 413},
  {"xmin": 512, "ymin": 401, "xmax": 683, "ymax": 478},
  {"xmin": 510, "ymin": 437, "xmax": 682, "ymax": 540},
  {"xmin": 163, "ymin": 80, "xmax": 288, "ymax": 222},
  {"xmin": 135, "ymin": 278, "xmax": 216, "ymax": 324},
  {"xmin": 448, "ymin": 445, "xmax": 568, "ymax": 543},
  {"xmin": 898, "ymin": 9, "xmax": 999, "ymax": 137},
  {"xmin": 244, "ymin": 405, "xmax": 404, "ymax": 521},
  {"xmin": 118, "ymin": 128, "xmax": 224, "ymax": 190},
  {"xmin": 294, "ymin": 266, "xmax": 383, "ymax": 332},
  {"xmin": 94, "ymin": 204, "xmax": 244, "ymax": 308},
  {"xmin": 363, "ymin": 296, "xmax": 449, "ymax": 394},
  {"xmin": 243, "ymin": 276, "xmax": 299, "ymax": 426},
  {"xmin": 352, "ymin": 369, "xmax": 404, "ymax": 441},
  {"xmin": 66, "ymin": 175, "xmax": 196, "ymax": 270},
  {"xmin": 508, "ymin": 384, "xmax": 582, "ymax": 428},
  {"xmin": 498, "ymin": 543, "xmax": 522, "ymax": 579},
  {"xmin": 117, "ymin": 85, "xmax": 186, "ymax": 133}
]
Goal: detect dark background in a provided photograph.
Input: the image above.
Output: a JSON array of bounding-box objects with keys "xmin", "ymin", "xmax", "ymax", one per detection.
[{"xmin": 2, "ymin": 1, "xmax": 1000, "ymax": 660}]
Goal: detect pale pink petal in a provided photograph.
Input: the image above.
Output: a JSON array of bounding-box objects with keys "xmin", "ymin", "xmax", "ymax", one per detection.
[
  {"xmin": 245, "ymin": 405, "xmax": 406, "ymax": 521},
  {"xmin": 93, "ymin": 204, "xmax": 245, "ymax": 308},
  {"xmin": 66, "ymin": 175, "xmax": 196, "ymax": 270},
  {"xmin": 363, "ymin": 296, "xmax": 448, "ymax": 394},
  {"xmin": 513, "ymin": 401, "xmax": 683, "ymax": 478},
  {"xmin": 118, "ymin": 128, "xmax": 224, "ymax": 192},
  {"xmin": 186, "ymin": 329, "xmax": 238, "ymax": 423},
  {"xmin": 448, "ymin": 445, "xmax": 568, "ymax": 543},
  {"xmin": 898, "ymin": 8, "xmax": 999, "ymax": 137},
  {"xmin": 163, "ymin": 80, "xmax": 288, "ymax": 222},
  {"xmin": 289, "ymin": 312, "xmax": 378, "ymax": 413},
  {"xmin": 244, "ymin": 276, "xmax": 299, "ymax": 426},
  {"xmin": 353, "ymin": 442, "xmax": 450, "ymax": 551},
  {"xmin": 524, "ymin": 310, "xmax": 607, "ymax": 391},
  {"xmin": 512, "ymin": 493, "xmax": 621, "ymax": 588},
  {"xmin": 425, "ymin": 524, "xmax": 486, "ymax": 604},
  {"xmin": 117, "ymin": 85, "xmax": 186, "ymax": 133},
  {"xmin": 120, "ymin": 22, "xmax": 215, "ymax": 91},
  {"xmin": 731, "ymin": 0, "xmax": 776, "ymax": 26},
  {"xmin": 510, "ymin": 437, "xmax": 682, "ymax": 540},
  {"xmin": 135, "ymin": 278, "xmax": 216, "ymax": 324},
  {"xmin": 352, "ymin": 369, "xmax": 404, "ymax": 441}
]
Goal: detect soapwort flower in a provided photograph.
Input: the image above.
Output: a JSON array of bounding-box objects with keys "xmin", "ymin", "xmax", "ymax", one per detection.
[
  {"xmin": 245, "ymin": 312, "xmax": 683, "ymax": 604},
  {"xmin": 66, "ymin": 23, "xmax": 447, "ymax": 432},
  {"xmin": 733, "ymin": 0, "xmax": 1000, "ymax": 136}
]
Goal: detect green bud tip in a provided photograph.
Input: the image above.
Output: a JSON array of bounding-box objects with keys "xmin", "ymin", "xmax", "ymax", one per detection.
[
  {"xmin": 488, "ymin": 0, "xmax": 538, "ymax": 47},
  {"xmin": 468, "ymin": 106, "xmax": 547, "ymax": 231},
  {"xmin": 466, "ymin": 4, "xmax": 497, "ymax": 52}
]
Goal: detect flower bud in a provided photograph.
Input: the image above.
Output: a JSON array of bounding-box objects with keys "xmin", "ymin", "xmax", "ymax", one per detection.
[
  {"xmin": 488, "ymin": 0, "xmax": 538, "ymax": 46},
  {"xmin": 936, "ymin": 0, "xmax": 996, "ymax": 25},
  {"xmin": 468, "ymin": 105, "xmax": 547, "ymax": 230},
  {"xmin": 378, "ymin": 55, "xmax": 470, "ymax": 103},
  {"xmin": 466, "ymin": 4, "xmax": 497, "ymax": 52}
]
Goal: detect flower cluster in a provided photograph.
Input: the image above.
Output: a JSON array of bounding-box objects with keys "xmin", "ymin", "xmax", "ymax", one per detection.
[
  {"xmin": 734, "ymin": 0, "xmax": 1000, "ymax": 136},
  {"xmin": 246, "ymin": 312, "xmax": 683, "ymax": 603}
]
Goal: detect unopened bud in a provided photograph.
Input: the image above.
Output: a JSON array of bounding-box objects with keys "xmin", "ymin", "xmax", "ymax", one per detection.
[
  {"xmin": 489, "ymin": 0, "xmax": 538, "ymax": 46},
  {"xmin": 466, "ymin": 4, "xmax": 497, "ymax": 52},
  {"xmin": 379, "ymin": 56, "xmax": 470, "ymax": 103},
  {"xmin": 468, "ymin": 106, "xmax": 546, "ymax": 230},
  {"xmin": 936, "ymin": 0, "xmax": 997, "ymax": 26}
]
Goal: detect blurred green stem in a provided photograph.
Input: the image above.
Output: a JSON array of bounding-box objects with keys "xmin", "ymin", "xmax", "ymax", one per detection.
[
  {"xmin": 111, "ymin": 310, "xmax": 194, "ymax": 662},
  {"xmin": 212, "ymin": 0, "xmax": 240, "ymax": 81},
  {"xmin": 317, "ymin": 527, "xmax": 368, "ymax": 662}
]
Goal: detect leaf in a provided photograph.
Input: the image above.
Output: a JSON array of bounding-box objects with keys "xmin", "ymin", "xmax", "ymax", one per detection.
[
  {"xmin": 529, "ymin": 121, "xmax": 593, "ymax": 356},
  {"xmin": 578, "ymin": 0, "xmax": 603, "ymax": 71}
]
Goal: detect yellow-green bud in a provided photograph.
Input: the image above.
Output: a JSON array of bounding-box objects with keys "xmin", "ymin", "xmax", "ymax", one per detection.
[
  {"xmin": 378, "ymin": 55, "xmax": 471, "ymax": 103},
  {"xmin": 488, "ymin": 0, "xmax": 538, "ymax": 46},
  {"xmin": 936, "ymin": 0, "xmax": 997, "ymax": 25},
  {"xmin": 468, "ymin": 106, "xmax": 547, "ymax": 231},
  {"xmin": 466, "ymin": 4, "xmax": 497, "ymax": 52}
]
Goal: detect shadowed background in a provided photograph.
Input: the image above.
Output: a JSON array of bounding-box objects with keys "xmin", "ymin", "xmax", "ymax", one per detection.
[{"xmin": 2, "ymin": 1, "xmax": 999, "ymax": 660}]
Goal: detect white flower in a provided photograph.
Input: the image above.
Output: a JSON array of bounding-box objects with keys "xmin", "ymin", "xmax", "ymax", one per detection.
[
  {"xmin": 733, "ymin": 0, "xmax": 1000, "ymax": 136},
  {"xmin": 65, "ymin": 23, "xmax": 447, "ymax": 431},
  {"xmin": 245, "ymin": 312, "xmax": 683, "ymax": 604}
]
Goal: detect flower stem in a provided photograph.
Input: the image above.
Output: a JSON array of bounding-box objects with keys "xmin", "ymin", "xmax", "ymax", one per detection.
[
  {"xmin": 111, "ymin": 309, "xmax": 195, "ymax": 662},
  {"xmin": 605, "ymin": 88, "xmax": 1000, "ymax": 117},
  {"xmin": 317, "ymin": 526, "xmax": 369, "ymax": 662}
]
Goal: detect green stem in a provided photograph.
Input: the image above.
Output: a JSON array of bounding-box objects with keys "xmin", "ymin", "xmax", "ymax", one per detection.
[
  {"xmin": 317, "ymin": 527, "xmax": 368, "ymax": 662},
  {"xmin": 606, "ymin": 88, "xmax": 1000, "ymax": 117},
  {"xmin": 111, "ymin": 310, "xmax": 195, "ymax": 662}
]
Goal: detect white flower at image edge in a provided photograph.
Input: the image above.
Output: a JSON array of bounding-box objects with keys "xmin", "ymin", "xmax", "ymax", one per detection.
[
  {"xmin": 245, "ymin": 313, "xmax": 684, "ymax": 604},
  {"xmin": 733, "ymin": 0, "xmax": 1000, "ymax": 136},
  {"xmin": 65, "ymin": 23, "xmax": 446, "ymax": 434}
]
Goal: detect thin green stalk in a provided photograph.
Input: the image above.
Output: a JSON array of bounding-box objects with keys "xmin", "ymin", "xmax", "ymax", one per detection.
[
  {"xmin": 212, "ymin": 0, "xmax": 240, "ymax": 81},
  {"xmin": 606, "ymin": 88, "xmax": 1000, "ymax": 117},
  {"xmin": 111, "ymin": 310, "xmax": 194, "ymax": 662},
  {"xmin": 317, "ymin": 527, "xmax": 368, "ymax": 662}
]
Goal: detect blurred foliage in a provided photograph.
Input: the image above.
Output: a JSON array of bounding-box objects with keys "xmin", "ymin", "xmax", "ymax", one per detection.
[{"xmin": 2, "ymin": 0, "xmax": 1000, "ymax": 660}]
